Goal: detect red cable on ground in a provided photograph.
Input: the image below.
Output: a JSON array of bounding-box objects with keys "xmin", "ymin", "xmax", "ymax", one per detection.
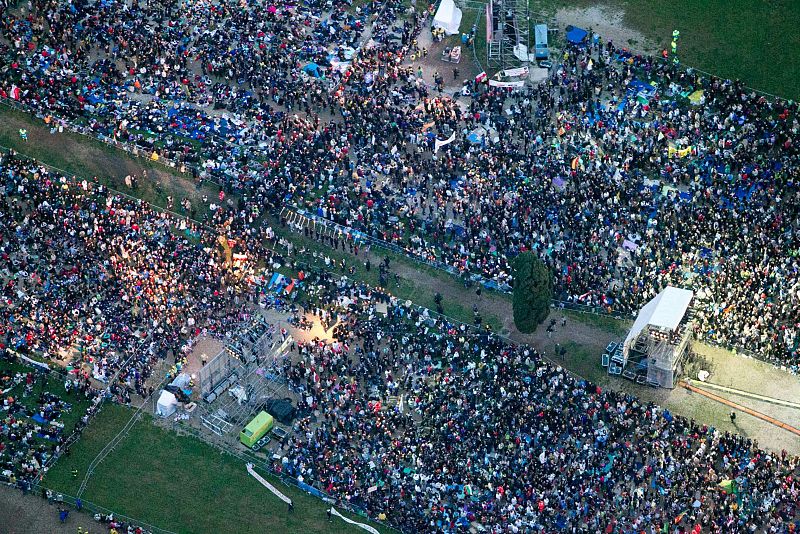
[{"xmin": 679, "ymin": 381, "xmax": 800, "ymax": 437}]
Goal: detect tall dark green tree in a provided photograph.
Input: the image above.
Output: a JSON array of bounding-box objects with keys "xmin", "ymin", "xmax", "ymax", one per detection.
[{"xmin": 512, "ymin": 252, "xmax": 553, "ymax": 333}]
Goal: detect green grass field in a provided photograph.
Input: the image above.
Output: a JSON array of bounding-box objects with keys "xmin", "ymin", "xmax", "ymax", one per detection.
[
  {"xmin": 45, "ymin": 405, "xmax": 391, "ymax": 534},
  {"xmin": 537, "ymin": 0, "xmax": 800, "ymax": 98},
  {"xmin": 460, "ymin": 0, "xmax": 800, "ymax": 98}
]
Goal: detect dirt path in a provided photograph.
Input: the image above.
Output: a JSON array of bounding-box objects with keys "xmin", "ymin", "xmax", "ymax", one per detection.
[
  {"xmin": 0, "ymin": 485, "xmax": 98, "ymax": 534},
  {"xmin": 555, "ymin": 5, "xmax": 658, "ymax": 54}
]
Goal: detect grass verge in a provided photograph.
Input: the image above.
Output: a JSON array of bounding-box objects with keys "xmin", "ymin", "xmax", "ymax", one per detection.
[
  {"xmin": 563, "ymin": 310, "xmax": 631, "ymax": 337},
  {"xmin": 45, "ymin": 405, "xmax": 391, "ymax": 534},
  {"xmin": 534, "ymin": 0, "xmax": 800, "ymax": 98}
]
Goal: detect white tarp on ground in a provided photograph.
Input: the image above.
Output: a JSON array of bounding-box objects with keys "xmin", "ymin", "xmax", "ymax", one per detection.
[
  {"xmin": 432, "ymin": 0, "xmax": 462, "ymax": 35},
  {"xmin": 329, "ymin": 508, "xmax": 381, "ymax": 534},
  {"xmin": 156, "ymin": 390, "xmax": 178, "ymax": 417},
  {"xmin": 513, "ymin": 44, "xmax": 531, "ymax": 62},
  {"xmin": 623, "ymin": 286, "xmax": 693, "ymax": 356},
  {"xmin": 246, "ymin": 463, "xmax": 292, "ymax": 504}
]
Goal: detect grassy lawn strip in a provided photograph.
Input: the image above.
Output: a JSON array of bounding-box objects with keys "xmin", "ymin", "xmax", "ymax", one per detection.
[
  {"xmin": 559, "ymin": 340, "xmax": 610, "ymax": 386},
  {"xmin": 0, "ymin": 105, "xmax": 195, "ymax": 210},
  {"xmin": 533, "ymin": 0, "xmax": 800, "ymax": 98},
  {"xmin": 45, "ymin": 405, "xmax": 392, "ymax": 534},
  {"xmin": 0, "ymin": 359, "xmax": 91, "ymax": 442},
  {"xmin": 563, "ymin": 309, "xmax": 631, "ymax": 337}
]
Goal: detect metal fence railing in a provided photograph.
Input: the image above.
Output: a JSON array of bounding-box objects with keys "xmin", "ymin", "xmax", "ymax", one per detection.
[
  {"xmin": 39, "ymin": 483, "xmax": 176, "ymax": 534},
  {"xmin": 551, "ymin": 299, "xmax": 632, "ymax": 321},
  {"xmin": 279, "ymin": 207, "xmax": 513, "ymax": 292}
]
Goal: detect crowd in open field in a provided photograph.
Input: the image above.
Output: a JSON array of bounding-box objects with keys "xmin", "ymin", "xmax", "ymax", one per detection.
[
  {"xmin": 0, "ymin": 148, "xmax": 295, "ymax": 390},
  {"xmin": 275, "ymin": 279, "xmax": 800, "ymax": 533},
  {"xmin": 1, "ymin": 0, "xmax": 798, "ymax": 370},
  {"xmin": 0, "ymin": 122, "xmax": 797, "ymax": 531},
  {"xmin": 0, "ymin": 361, "xmax": 97, "ymax": 488},
  {"xmin": 0, "ymin": 0, "xmax": 799, "ymax": 532},
  {"xmin": 0, "ymin": 110, "xmax": 798, "ymax": 533}
]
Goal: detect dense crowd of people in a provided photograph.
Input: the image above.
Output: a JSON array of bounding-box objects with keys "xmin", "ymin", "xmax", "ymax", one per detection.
[
  {"xmin": 0, "ymin": 362, "xmax": 98, "ymax": 486},
  {"xmin": 0, "ymin": 149, "xmax": 293, "ymax": 392},
  {"xmin": 0, "ymin": 0, "xmax": 799, "ymax": 531},
  {"xmin": 1, "ymin": 0, "xmax": 797, "ymax": 369},
  {"xmin": 274, "ymin": 274, "xmax": 799, "ymax": 533},
  {"xmin": 0, "ymin": 102, "xmax": 797, "ymax": 534}
]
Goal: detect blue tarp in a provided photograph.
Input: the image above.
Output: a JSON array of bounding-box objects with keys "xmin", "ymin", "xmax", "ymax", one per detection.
[
  {"xmin": 628, "ymin": 80, "xmax": 657, "ymax": 97},
  {"xmin": 297, "ymin": 481, "xmax": 325, "ymax": 499},
  {"xmin": 467, "ymin": 132, "xmax": 483, "ymax": 144},
  {"xmin": 566, "ymin": 26, "xmax": 588, "ymax": 45},
  {"xmin": 302, "ymin": 63, "xmax": 324, "ymax": 78}
]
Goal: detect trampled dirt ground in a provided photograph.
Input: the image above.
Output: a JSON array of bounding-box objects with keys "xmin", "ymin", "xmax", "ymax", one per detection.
[
  {"xmin": 555, "ymin": 5, "xmax": 658, "ymax": 54},
  {"xmin": 0, "ymin": 485, "xmax": 98, "ymax": 534}
]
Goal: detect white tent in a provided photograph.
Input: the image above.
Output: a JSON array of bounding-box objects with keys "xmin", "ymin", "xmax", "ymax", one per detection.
[
  {"xmin": 432, "ymin": 0, "xmax": 462, "ymax": 36},
  {"xmin": 623, "ymin": 287, "xmax": 693, "ymax": 357},
  {"xmin": 156, "ymin": 390, "xmax": 178, "ymax": 418}
]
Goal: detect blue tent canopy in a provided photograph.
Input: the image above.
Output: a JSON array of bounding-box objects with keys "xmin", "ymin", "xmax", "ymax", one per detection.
[
  {"xmin": 566, "ymin": 26, "xmax": 588, "ymax": 45},
  {"xmin": 302, "ymin": 62, "xmax": 324, "ymax": 78},
  {"xmin": 628, "ymin": 80, "xmax": 657, "ymax": 97}
]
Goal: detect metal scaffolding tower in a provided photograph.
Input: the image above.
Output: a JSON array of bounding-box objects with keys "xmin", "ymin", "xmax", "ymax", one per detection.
[
  {"xmin": 484, "ymin": 0, "xmax": 530, "ymax": 69},
  {"xmin": 197, "ymin": 315, "xmax": 291, "ymax": 437}
]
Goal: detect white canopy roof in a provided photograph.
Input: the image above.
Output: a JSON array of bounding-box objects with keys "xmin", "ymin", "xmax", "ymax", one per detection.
[
  {"xmin": 623, "ymin": 287, "xmax": 693, "ymax": 354},
  {"xmin": 156, "ymin": 390, "xmax": 178, "ymax": 417},
  {"xmin": 432, "ymin": 0, "xmax": 462, "ymax": 35}
]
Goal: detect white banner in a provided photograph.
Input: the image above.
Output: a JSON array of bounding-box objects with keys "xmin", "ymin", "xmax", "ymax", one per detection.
[
  {"xmin": 330, "ymin": 507, "xmax": 381, "ymax": 534},
  {"xmin": 14, "ymin": 351, "xmax": 50, "ymax": 370},
  {"xmin": 434, "ymin": 131, "xmax": 456, "ymax": 153},
  {"xmin": 498, "ymin": 66, "xmax": 529, "ymax": 78},
  {"xmin": 246, "ymin": 463, "xmax": 292, "ymax": 505},
  {"xmin": 488, "ymin": 79, "xmax": 525, "ymax": 89}
]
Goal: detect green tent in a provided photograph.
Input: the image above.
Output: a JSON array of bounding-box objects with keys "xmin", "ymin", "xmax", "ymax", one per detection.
[{"xmin": 718, "ymin": 479, "xmax": 737, "ymax": 494}]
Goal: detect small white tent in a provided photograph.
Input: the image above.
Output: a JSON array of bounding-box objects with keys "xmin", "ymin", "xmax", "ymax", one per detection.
[
  {"xmin": 432, "ymin": 0, "xmax": 462, "ymax": 36},
  {"xmin": 156, "ymin": 390, "xmax": 178, "ymax": 418}
]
